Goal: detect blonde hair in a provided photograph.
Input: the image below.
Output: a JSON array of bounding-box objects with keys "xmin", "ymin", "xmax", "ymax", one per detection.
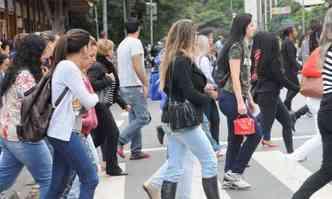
[
  {"xmin": 197, "ymin": 35, "xmax": 209, "ymax": 57},
  {"xmin": 160, "ymin": 19, "xmax": 197, "ymax": 90},
  {"xmin": 97, "ymin": 39, "xmax": 114, "ymax": 56},
  {"xmin": 320, "ymin": 8, "xmax": 332, "ymax": 68}
]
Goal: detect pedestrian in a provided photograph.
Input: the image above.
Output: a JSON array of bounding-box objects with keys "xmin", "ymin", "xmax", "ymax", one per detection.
[
  {"xmin": 46, "ymin": 29, "xmax": 99, "ymax": 199},
  {"xmin": 0, "ymin": 34, "xmax": 52, "ymax": 199},
  {"xmin": 251, "ymin": 32, "xmax": 299, "ymax": 153},
  {"xmin": 292, "ymin": 7, "xmax": 332, "ymax": 199},
  {"xmin": 281, "ymin": 25, "xmax": 303, "ymax": 111},
  {"xmin": 117, "ymin": 17, "xmax": 151, "ymax": 160},
  {"xmin": 217, "ymin": 13, "xmax": 261, "ymax": 190},
  {"xmin": 158, "ymin": 19, "xmax": 219, "ymax": 199},
  {"xmin": 88, "ymin": 38, "xmax": 130, "ymax": 176},
  {"xmin": 196, "ymin": 35, "xmax": 224, "ymax": 156}
]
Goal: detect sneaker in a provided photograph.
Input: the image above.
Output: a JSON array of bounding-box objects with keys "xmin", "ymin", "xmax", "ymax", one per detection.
[
  {"xmin": 223, "ymin": 171, "xmax": 251, "ymax": 190},
  {"xmin": 117, "ymin": 146, "xmax": 125, "ymax": 159},
  {"xmin": 285, "ymin": 153, "xmax": 308, "ymax": 163},
  {"xmin": 143, "ymin": 181, "xmax": 161, "ymax": 199},
  {"xmin": 130, "ymin": 152, "xmax": 151, "ymax": 160}
]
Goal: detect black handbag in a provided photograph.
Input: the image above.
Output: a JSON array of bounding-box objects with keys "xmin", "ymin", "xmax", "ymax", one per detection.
[{"xmin": 166, "ymin": 58, "xmax": 202, "ymax": 131}]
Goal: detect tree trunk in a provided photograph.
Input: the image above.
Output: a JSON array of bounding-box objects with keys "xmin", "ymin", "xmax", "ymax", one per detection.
[{"xmin": 41, "ymin": 0, "xmax": 54, "ymax": 24}]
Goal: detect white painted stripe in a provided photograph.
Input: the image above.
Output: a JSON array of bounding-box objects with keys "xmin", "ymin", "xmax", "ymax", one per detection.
[
  {"xmin": 253, "ymin": 151, "xmax": 332, "ymax": 199},
  {"xmin": 116, "ymin": 120, "xmax": 124, "ymax": 127},
  {"xmin": 94, "ymin": 163, "xmax": 126, "ymax": 199},
  {"xmin": 191, "ymin": 159, "xmax": 232, "ymax": 199},
  {"xmin": 271, "ymin": 135, "xmax": 314, "ymax": 141}
]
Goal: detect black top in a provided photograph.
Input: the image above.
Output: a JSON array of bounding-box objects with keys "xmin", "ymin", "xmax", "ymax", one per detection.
[
  {"xmin": 163, "ymin": 55, "xmax": 210, "ymax": 112},
  {"xmin": 87, "ymin": 55, "xmax": 127, "ymax": 109},
  {"xmin": 255, "ymin": 58, "xmax": 300, "ymax": 93},
  {"xmin": 281, "ymin": 37, "xmax": 301, "ymax": 76}
]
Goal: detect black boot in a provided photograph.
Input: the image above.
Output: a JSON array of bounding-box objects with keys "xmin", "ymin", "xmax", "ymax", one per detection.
[
  {"xmin": 156, "ymin": 125, "xmax": 166, "ymax": 145},
  {"xmin": 202, "ymin": 176, "xmax": 220, "ymax": 199},
  {"xmin": 161, "ymin": 181, "xmax": 177, "ymax": 199}
]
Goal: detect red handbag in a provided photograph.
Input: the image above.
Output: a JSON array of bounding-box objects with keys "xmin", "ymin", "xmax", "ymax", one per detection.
[{"xmin": 234, "ymin": 115, "xmax": 256, "ymax": 136}]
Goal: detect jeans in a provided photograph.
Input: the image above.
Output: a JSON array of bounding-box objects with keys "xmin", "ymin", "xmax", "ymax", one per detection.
[
  {"xmin": 204, "ymin": 99, "xmax": 221, "ymax": 144},
  {"xmin": 0, "ymin": 139, "xmax": 52, "ymax": 199},
  {"xmin": 256, "ymin": 91, "xmax": 294, "ymax": 153},
  {"xmin": 163, "ymin": 125, "xmax": 218, "ymax": 183},
  {"xmin": 202, "ymin": 115, "xmax": 221, "ymax": 151},
  {"xmin": 62, "ymin": 135, "xmax": 99, "ymax": 199},
  {"xmin": 292, "ymin": 109, "xmax": 332, "ymax": 199},
  {"xmin": 47, "ymin": 132, "xmax": 99, "ymax": 199},
  {"xmin": 218, "ymin": 90, "xmax": 261, "ymax": 174},
  {"xmin": 119, "ymin": 86, "xmax": 151, "ymax": 154},
  {"xmin": 149, "ymin": 142, "xmax": 194, "ymax": 199}
]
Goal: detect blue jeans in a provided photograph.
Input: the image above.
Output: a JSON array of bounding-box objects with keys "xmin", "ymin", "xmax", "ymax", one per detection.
[
  {"xmin": 119, "ymin": 86, "xmax": 151, "ymax": 154},
  {"xmin": 163, "ymin": 125, "xmax": 218, "ymax": 182},
  {"xmin": 0, "ymin": 139, "xmax": 52, "ymax": 199},
  {"xmin": 47, "ymin": 132, "xmax": 99, "ymax": 199},
  {"xmin": 218, "ymin": 90, "xmax": 261, "ymax": 174}
]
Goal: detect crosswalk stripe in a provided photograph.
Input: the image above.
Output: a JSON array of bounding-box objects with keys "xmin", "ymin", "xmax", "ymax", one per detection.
[
  {"xmin": 94, "ymin": 163, "xmax": 126, "ymax": 199},
  {"xmin": 191, "ymin": 158, "xmax": 232, "ymax": 199},
  {"xmin": 253, "ymin": 151, "xmax": 332, "ymax": 199}
]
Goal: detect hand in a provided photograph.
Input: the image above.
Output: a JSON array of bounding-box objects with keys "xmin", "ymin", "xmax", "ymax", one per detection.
[
  {"xmin": 105, "ymin": 73, "xmax": 115, "ymax": 81},
  {"xmin": 143, "ymin": 85, "xmax": 149, "ymax": 99},
  {"xmin": 207, "ymin": 90, "xmax": 218, "ymax": 100},
  {"xmin": 41, "ymin": 66, "xmax": 49, "ymax": 76},
  {"xmin": 248, "ymin": 100, "xmax": 257, "ymax": 113},
  {"xmin": 204, "ymin": 83, "xmax": 216, "ymax": 92},
  {"xmin": 125, "ymin": 105, "xmax": 132, "ymax": 112},
  {"xmin": 237, "ymin": 100, "xmax": 247, "ymax": 115}
]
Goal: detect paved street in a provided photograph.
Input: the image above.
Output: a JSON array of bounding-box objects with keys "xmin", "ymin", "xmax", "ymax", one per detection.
[{"xmin": 4, "ymin": 90, "xmax": 332, "ymax": 199}]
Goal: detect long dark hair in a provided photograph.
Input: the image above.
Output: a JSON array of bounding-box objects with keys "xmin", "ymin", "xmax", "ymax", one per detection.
[
  {"xmin": 309, "ymin": 24, "xmax": 322, "ymax": 53},
  {"xmin": 51, "ymin": 29, "xmax": 90, "ymax": 70},
  {"xmin": 1, "ymin": 34, "xmax": 46, "ymax": 96},
  {"xmin": 252, "ymin": 31, "xmax": 281, "ymax": 78},
  {"xmin": 217, "ymin": 14, "xmax": 252, "ymax": 67}
]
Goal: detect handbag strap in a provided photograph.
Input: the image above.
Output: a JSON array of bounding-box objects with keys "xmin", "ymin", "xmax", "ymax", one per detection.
[{"xmin": 55, "ymin": 87, "xmax": 69, "ymax": 107}]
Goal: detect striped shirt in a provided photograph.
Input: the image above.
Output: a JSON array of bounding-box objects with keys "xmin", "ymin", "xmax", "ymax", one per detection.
[{"xmin": 322, "ymin": 47, "xmax": 332, "ymax": 94}]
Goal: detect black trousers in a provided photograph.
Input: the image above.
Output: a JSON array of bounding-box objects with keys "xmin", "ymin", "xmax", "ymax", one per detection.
[
  {"xmin": 292, "ymin": 110, "xmax": 332, "ymax": 199},
  {"xmin": 256, "ymin": 91, "xmax": 294, "ymax": 153},
  {"xmin": 92, "ymin": 103, "xmax": 121, "ymax": 175},
  {"xmin": 204, "ymin": 99, "xmax": 221, "ymax": 144},
  {"xmin": 284, "ymin": 73, "xmax": 300, "ymax": 110}
]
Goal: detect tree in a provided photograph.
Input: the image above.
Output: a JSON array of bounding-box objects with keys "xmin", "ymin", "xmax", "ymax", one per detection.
[{"xmin": 42, "ymin": 0, "xmax": 67, "ymax": 33}]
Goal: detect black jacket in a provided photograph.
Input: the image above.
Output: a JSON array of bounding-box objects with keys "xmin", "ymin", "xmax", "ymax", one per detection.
[
  {"xmin": 254, "ymin": 58, "xmax": 300, "ymax": 94},
  {"xmin": 281, "ymin": 37, "xmax": 301, "ymax": 78},
  {"xmin": 163, "ymin": 55, "xmax": 210, "ymax": 117},
  {"xmin": 87, "ymin": 55, "xmax": 127, "ymax": 109}
]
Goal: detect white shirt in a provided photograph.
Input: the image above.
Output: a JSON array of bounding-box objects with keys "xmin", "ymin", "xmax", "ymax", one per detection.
[
  {"xmin": 196, "ymin": 55, "xmax": 215, "ymax": 84},
  {"xmin": 47, "ymin": 60, "xmax": 99, "ymax": 141},
  {"xmin": 117, "ymin": 37, "xmax": 145, "ymax": 87}
]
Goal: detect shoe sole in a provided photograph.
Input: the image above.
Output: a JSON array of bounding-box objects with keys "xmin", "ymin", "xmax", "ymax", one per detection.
[{"xmin": 142, "ymin": 185, "xmax": 153, "ymax": 199}]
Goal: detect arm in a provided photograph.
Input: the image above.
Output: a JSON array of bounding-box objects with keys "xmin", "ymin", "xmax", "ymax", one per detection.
[
  {"xmin": 270, "ymin": 59, "xmax": 300, "ymax": 91},
  {"xmin": 63, "ymin": 63, "xmax": 98, "ymax": 109},
  {"xmin": 285, "ymin": 40, "xmax": 301, "ymax": 70},
  {"xmin": 87, "ymin": 65, "xmax": 113, "ymax": 91},
  {"xmin": 116, "ymin": 92, "xmax": 128, "ymax": 109},
  {"xmin": 174, "ymin": 58, "xmax": 210, "ymax": 106}
]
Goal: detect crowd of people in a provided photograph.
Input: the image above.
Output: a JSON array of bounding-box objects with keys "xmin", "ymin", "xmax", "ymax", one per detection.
[{"xmin": 0, "ymin": 6, "xmax": 331, "ymax": 199}]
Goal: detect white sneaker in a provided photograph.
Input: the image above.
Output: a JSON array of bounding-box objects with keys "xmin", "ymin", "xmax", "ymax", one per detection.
[
  {"xmin": 223, "ymin": 171, "xmax": 251, "ymax": 190},
  {"xmin": 285, "ymin": 153, "xmax": 308, "ymax": 163}
]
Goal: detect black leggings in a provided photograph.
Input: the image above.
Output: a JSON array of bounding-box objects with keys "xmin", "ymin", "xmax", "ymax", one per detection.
[
  {"xmin": 256, "ymin": 92, "xmax": 294, "ymax": 153},
  {"xmin": 284, "ymin": 74, "xmax": 299, "ymax": 110},
  {"xmin": 92, "ymin": 103, "xmax": 121, "ymax": 175},
  {"xmin": 292, "ymin": 110, "xmax": 332, "ymax": 199}
]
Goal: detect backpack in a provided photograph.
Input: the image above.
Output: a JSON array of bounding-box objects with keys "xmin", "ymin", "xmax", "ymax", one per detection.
[
  {"xmin": 213, "ymin": 42, "xmax": 244, "ymax": 88},
  {"xmin": 17, "ymin": 72, "xmax": 68, "ymax": 142}
]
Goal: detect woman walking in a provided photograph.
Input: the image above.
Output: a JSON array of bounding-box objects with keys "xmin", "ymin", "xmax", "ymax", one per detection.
[
  {"xmin": 292, "ymin": 8, "xmax": 332, "ymax": 199},
  {"xmin": 217, "ymin": 14, "xmax": 261, "ymax": 190},
  {"xmin": 0, "ymin": 34, "xmax": 52, "ymax": 199},
  {"xmin": 46, "ymin": 29, "xmax": 99, "ymax": 199},
  {"xmin": 251, "ymin": 32, "xmax": 299, "ymax": 153},
  {"xmin": 88, "ymin": 38, "xmax": 130, "ymax": 176},
  {"xmin": 159, "ymin": 19, "xmax": 219, "ymax": 199}
]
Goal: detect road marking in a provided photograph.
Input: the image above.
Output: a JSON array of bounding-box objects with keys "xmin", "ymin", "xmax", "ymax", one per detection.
[
  {"xmin": 95, "ymin": 163, "xmax": 126, "ymax": 199},
  {"xmin": 271, "ymin": 135, "xmax": 314, "ymax": 141},
  {"xmin": 253, "ymin": 151, "xmax": 332, "ymax": 199},
  {"xmin": 191, "ymin": 158, "xmax": 232, "ymax": 199}
]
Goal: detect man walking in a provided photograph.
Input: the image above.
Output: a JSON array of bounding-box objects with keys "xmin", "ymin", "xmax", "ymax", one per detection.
[{"xmin": 117, "ymin": 18, "xmax": 151, "ymax": 160}]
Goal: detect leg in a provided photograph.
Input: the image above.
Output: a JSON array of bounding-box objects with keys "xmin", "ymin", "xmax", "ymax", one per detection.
[
  {"xmin": 205, "ymin": 100, "xmax": 220, "ymax": 144},
  {"xmin": 0, "ymin": 141, "xmax": 24, "ymax": 192},
  {"xmin": 276, "ymin": 98, "xmax": 294, "ymax": 153},
  {"xmin": 292, "ymin": 111, "xmax": 332, "ymax": 199},
  {"xmin": 284, "ymin": 75, "xmax": 299, "ymax": 111}
]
